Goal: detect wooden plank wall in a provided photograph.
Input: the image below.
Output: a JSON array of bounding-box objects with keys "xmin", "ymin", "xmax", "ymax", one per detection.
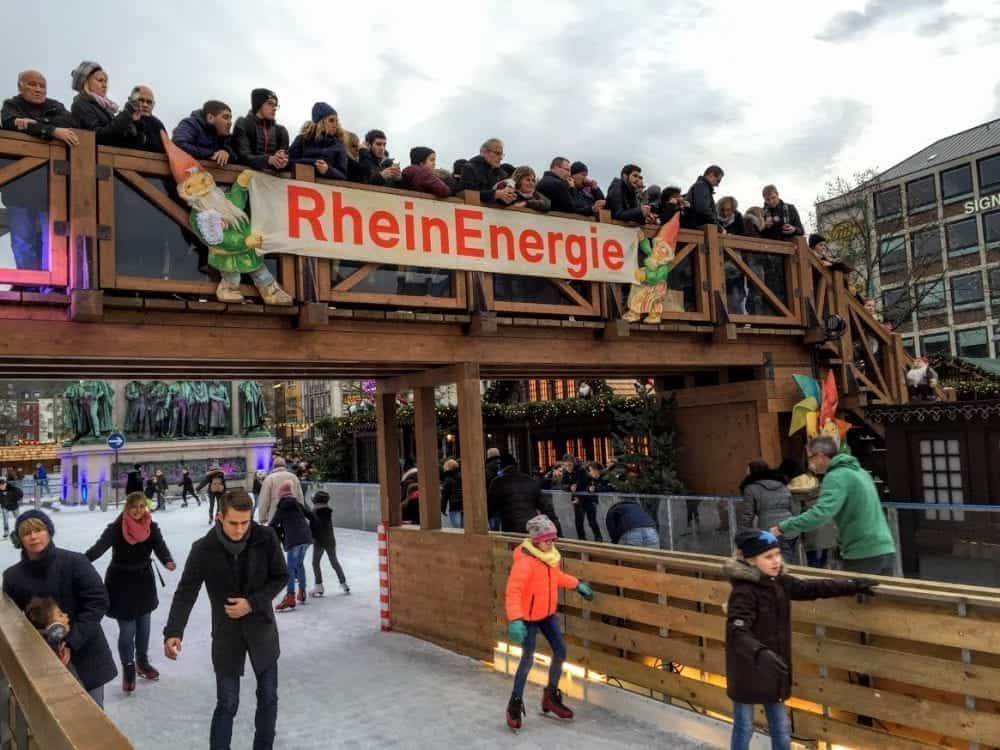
[{"xmin": 491, "ymin": 536, "xmax": 1000, "ymax": 750}]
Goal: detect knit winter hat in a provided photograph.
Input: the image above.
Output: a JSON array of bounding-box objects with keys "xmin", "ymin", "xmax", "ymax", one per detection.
[
  {"xmin": 70, "ymin": 61, "xmax": 103, "ymax": 93},
  {"xmin": 808, "ymin": 233, "xmax": 827, "ymax": 250},
  {"xmin": 526, "ymin": 514, "xmax": 558, "ymax": 543},
  {"xmin": 15, "ymin": 509, "xmax": 55, "ymax": 540},
  {"xmin": 311, "ymin": 101, "xmax": 336, "ymax": 123},
  {"xmin": 735, "ymin": 528, "xmax": 780, "ymax": 559},
  {"xmin": 409, "ymin": 146, "xmax": 434, "ymax": 166},
  {"xmin": 278, "ymin": 480, "xmax": 294, "ymax": 498},
  {"xmin": 570, "ymin": 161, "xmax": 588, "ymax": 176},
  {"xmin": 251, "ymin": 88, "xmax": 278, "ymax": 112},
  {"xmin": 312, "ymin": 490, "xmax": 330, "ymax": 505}
]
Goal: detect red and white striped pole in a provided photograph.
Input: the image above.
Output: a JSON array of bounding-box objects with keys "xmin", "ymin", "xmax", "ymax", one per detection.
[{"xmin": 377, "ymin": 523, "xmax": 391, "ymax": 631}]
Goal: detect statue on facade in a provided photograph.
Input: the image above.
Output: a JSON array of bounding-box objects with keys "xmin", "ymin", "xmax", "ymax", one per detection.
[
  {"xmin": 147, "ymin": 381, "xmax": 170, "ymax": 438},
  {"xmin": 161, "ymin": 132, "xmax": 292, "ymax": 306},
  {"xmin": 191, "ymin": 381, "xmax": 210, "ymax": 436},
  {"xmin": 208, "ymin": 381, "xmax": 231, "ymax": 434},
  {"xmin": 168, "ymin": 381, "xmax": 188, "ymax": 437},
  {"xmin": 62, "ymin": 380, "xmax": 114, "ymax": 440},
  {"xmin": 124, "ymin": 380, "xmax": 150, "ymax": 437},
  {"xmin": 239, "ymin": 380, "xmax": 267, "ymax": 434}
]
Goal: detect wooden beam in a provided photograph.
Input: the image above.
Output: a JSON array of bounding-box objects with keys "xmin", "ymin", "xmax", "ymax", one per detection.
[
  {"xmin": 0, "ymin": 156, "xmax": 47, "ymax": 188},
  {"xmin": 723, "ymin": 246, "xmax": 795, "ymax": 319},
  {"xmin": 375, "ymin": 390, "xmax": 401, "ymax": 527},
  {"xmin": 413, "ymin": 386, "xmax": 442, "ymax": 531},
  {"xmin": 68, "ymin": 130, "xmax": 97, "ymax": 291},
  {"xmin": 379, "ymin": 363, "xmax": 476, "ymax": 394},
  {"xmin": 457, "ymin": 363, "xmax": 488, "ymax": 534}
]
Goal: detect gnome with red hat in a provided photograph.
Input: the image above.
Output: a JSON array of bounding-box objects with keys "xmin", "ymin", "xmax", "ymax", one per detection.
[
  {"xmin": 161, "ymin": 132, "xmax": 292, "ymax": 305},
  {"xmin": 623, "ymin": 213, "xmax": 677, "ymax": 324}
]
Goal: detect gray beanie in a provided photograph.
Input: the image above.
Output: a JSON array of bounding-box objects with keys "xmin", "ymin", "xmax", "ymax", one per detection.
[{"xmin": 71, "ymin": 61, "xmax": 103, "ymax": 93}]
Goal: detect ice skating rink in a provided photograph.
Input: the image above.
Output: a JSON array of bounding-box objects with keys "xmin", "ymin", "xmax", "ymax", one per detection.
[{"xmin": 0, "ymin": 504, "xmax": 712, "ymax": 749}]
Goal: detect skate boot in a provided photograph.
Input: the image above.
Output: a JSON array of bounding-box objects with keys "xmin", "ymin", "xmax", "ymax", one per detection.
[
  {"xmin": 506, "ymin": 694, "xmax": 525, "ymax": 732},
  {"xmin": 542, "ymin": 687, "xmax": 573, "ymax": 720},
  {"xmin": 123, "ymin": 663, "xmax": 136, "ymax": 693},
  {"xmin": 275, "ymin": 593, "xmax": 296, "ymax": 612},
  {"xmin": 341, "ymin": 582, "xmax": 351, "ymax": 595},
  {"xmin": 296, "ymin": 589, "xmax": 307, "ymax": 605},
  {"xmin": 310, "ymin": 584, "xmax": 325, "ymax": 598},
  {"xmin": 136, "ymin": 660, "xmax": 160, "ymax": 681}
]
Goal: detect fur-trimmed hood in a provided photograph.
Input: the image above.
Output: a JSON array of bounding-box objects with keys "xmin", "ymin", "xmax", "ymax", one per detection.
[
  {"xmin": 722, "ymin": 556, "xmax": 777, "ymax": 584},
  {"xmin": 739, "ymin": 469, "xmax": 786, "ymax": 493}
]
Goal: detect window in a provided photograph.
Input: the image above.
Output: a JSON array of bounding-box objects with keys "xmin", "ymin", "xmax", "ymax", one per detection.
[
  {"xmin": 902, "ymin": 337, "xmax": 916, "ymax": 356},
  {"xmin": 918, "ymin": 438, "xmax": 964, "ymax": 521},
  {"xmin": 920, "ymin": 332, "xmax": 952, "ymax": 356},
  {"xmin": 911, "ymin": 227, "xmax": 942, "ymax": 262},
  {"xmin": 875, "ymin": 187, "xmax": 901, "ymax": 219},
  {"xmin": 945, "ymin": 218, "xmax": 979, "ymax": 256},
  {"xmin": 879, "ymin": 236, "xmax": 906, "ymax": 271},
  {"xmin": 906, "ymin": 175, "xmax": 937, "ymax": 212},
  {"xmin": 941, "ymin": 164, "xmax": 973, "ymax": 201},
  {"xmin": 984, "ymin": 210, "xmax": 1000, "ymax": 245},
  {"xmin": 915, "ymin": 279, "xmax": 946, "ymax": 317},
  {"xmin": 882, "ymin": 286, "xmax": 910, "ymax": 319},
  {"xmin": 957, "ymin": 327, "xmax": 989, "ymax": 357},
  {"xmin": 979, "ymin": 154, "xmax": 1000, "ymax": 192},
  {"xmin": 950, "ymin": 272, "xmax": 984, "ymax": 307},
  {"xmin": 991, "ymin": 268, "xmax": 1000, "ymax": 300}
]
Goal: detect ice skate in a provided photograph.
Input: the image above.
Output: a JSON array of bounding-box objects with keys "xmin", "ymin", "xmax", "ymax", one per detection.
[
  {"xmin": 541, "ymin": 687, "xmax": 573, "ymax": 720},
  {"xmin": 506, "ymin": 695, "xmax": 525, "ymax": 732},
  {"xmin": 136, "ymin": 660, "xmax": 160, "ymax": 681},
  {"xmin": 296, "ymin": 589, "xmax": 307, "ymax": 605},
  {"xmin": 275, "ymin": 593, "xmax": 296, "ymax": 612},
  {"xmin": 310, "ymin": 584, "xmax": 325, "ymax": 598},
  {"xmin": 341, "ymin": 582, "xmax": 351, "ymax": 595},
  {"xmin": 122, "ymin": 662, "xmax": 136, "ymax": 693}
]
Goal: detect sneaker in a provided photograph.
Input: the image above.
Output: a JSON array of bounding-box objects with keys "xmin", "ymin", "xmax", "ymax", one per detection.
[
  {"xmin": 341, "ymin": 583, "xmax": 351, "ymax": 595},
  {"xmin": 310, "ymin": 584, "xmax": 325, "ymax": 598},
  {"xmin": 275, "ymin": 593, "xmax": 296, "ymax": 612},
  {"xmin": 123, "ymin": 663, "xmax": 136, "ymax": 693},
  {"xmin": 296, "ymin": 589, "xmax": 307, "ymax": 605},
  {"xmin": 506, "ymin": 695, "xmax": 525, "ymax": 732},
  {"xmin": 541, "ymin": 687, "xmax": 573, "ymax": 720},
  {"xmin": 136, "ymin": 661, "xmax": 160, "ymax": 681}
]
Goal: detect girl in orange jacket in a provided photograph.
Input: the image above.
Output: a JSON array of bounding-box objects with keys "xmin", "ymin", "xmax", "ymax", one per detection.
[{"xmin": 504, "ymin": 514, "xmax": 594, "ymax": 732}]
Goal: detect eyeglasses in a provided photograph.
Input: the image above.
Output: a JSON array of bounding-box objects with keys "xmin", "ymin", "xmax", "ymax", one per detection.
[
  {"xmin": 487, "ymin": 148, "xmax": 504, "ymax": 157},
  {"xmin": 135, "ymin": 97, "xmax": 155, "ymax": 106}
]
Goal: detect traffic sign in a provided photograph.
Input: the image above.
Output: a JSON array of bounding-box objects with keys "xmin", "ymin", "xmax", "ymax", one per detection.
[{"xmin": 107, "ymin": 432, "xmax": 126, "ymax": 451}]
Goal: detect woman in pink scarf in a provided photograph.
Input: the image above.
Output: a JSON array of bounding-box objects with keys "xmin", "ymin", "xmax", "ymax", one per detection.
[{"xmin": 86, "ymin": 491, "xmax": 175, "ymax": 693}]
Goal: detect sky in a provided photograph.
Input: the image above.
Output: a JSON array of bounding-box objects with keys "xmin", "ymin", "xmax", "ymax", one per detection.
[{"xmin": 3, "ymin": 0, "xmax": 1000, "ymax": 225}]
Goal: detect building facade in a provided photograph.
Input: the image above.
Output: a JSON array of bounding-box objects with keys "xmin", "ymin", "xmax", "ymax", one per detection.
[{"xmin": 817, "ymin": 118, "xmax": 1000, "ymax": 359}]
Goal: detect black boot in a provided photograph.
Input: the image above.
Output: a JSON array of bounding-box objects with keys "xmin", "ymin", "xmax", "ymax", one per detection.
[
  {"xmin": 123, "ymin": 662, "xmax": 136, "ymax": 693},
  {"xmin": 506, "ymin": 694, "xmax": 525, "ymax": 731}
]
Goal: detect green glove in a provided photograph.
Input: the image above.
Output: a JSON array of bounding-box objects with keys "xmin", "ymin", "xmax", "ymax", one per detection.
[
  {"xmin": 508, "ymin": 619, "xmax": 527, "ymax": 645},
  {"xmin": 577, "ymin": 582, "xmax": 594, "ymax": 601}
]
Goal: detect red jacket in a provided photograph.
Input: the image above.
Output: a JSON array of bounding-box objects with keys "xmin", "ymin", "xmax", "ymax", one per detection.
[
  {"xmin": 504, "ymin": 544, "xmax": 578, "ymax": 623},
  {"xmin": 401, "ymin": 164, "xmax": 451, "ymax": 198}
]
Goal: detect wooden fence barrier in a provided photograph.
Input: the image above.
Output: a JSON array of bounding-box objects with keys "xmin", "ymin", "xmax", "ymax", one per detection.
[
  {"xmin": 0, "ymin": 594, "xmax": 133, "ymax": 750},
  {"xmin": 491, "ymin": 535, "xmax": 1000, "ymax": 750}
]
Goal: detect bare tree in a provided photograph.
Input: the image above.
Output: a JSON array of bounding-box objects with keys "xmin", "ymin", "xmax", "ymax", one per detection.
[
  {"xmin": 815, "ymin": 168, "xmax": 941, "ymax": 327},
  {"xmin": 0, "ymin": 400, "xmax": 20, "ymax": 446}
]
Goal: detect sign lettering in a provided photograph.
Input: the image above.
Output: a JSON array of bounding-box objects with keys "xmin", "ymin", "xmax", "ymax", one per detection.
[{"xmin": 964, "ymin": 192, "xmax": 1000, "ymax": 214}]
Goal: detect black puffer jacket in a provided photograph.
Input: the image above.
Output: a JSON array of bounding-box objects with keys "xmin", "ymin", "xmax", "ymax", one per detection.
[
  {"xmin": 71, "ymin": 95, "xmax": 165, "ymax": 150},
  {"xmin": 1, "ymin": 95, "xmax": 76, "ymax": 141},
  {"xmin": 605, "ymin": 500, "xmax": 656, "ymax": 544},
  {"xmin": 441, "ymin": 468, "xmax": 464, "ymax": 514},
  {"xmin": 724, "ymin": 558, "xmax": 860, "ymax": 704},
  {"xmin": 232, "ymin": 112, "xmax": 290, "ymax": 170},
  {"xmin": 739, "ymin": 470, "xmax": 799, "ymax": 539},
  {"xmin": 0, "ymin": 484, "xmax": 23, "ymax": 511},
  {"xmin": 269, "ymin": 496, "xmax": 314, "ymax": 550},
  {"xmin": 460, "ymin": 155, "xmax": 506, "ymax": 204},
  {"xmin": 164, "ymin": 523, "xmax": 287, "ymax": 677},
  {"xmin": 85, "ymin": 515, "xmax": 173, "ymax": 621},
  {"xmin": 3, "ymin": 544, "xmax": 117, "ymax": 691},
  {"xmin": 684, "ymin": 176, "xmax": 720, "ymax": 229},
  {"xmin": 487, "ymin": 469, "xmax": 562, "ymax": 535},
  {"xmin": 606, "ymin": 178, "xmax": 643, "ymax": 223}
]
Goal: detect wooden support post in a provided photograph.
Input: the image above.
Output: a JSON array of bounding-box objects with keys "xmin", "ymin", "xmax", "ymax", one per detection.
[
  {"xmin": 457, "ymin": 363, "xmax": 488, "ymax": 534},
  {"xmin": 756, "ymin": 411, "xmax": 782, "ymax": 467},
  {"xmin": 413, "ymin": 385, "xmax": 441, "ymax": 531},
  {"xmin": 68, "ymin": 129, "xmax": 97, "ymax": 292},
  {"xmin": 705, "ymin": 226, "xmax": 724, "ymax": 325},
  {"xmin": 296, "ymin": 302, "xmax": 328, "ymax": 330},
  {"xmin": 375, "ymin": 390, "xmax": 401, "ymax": 527},
  {"xmin": 795, "ymin": 236, "xmax": 814, "ymax": 325},
  {"xmin": 832, "ymin": 269, "xmax": 853, "ymax": 395}
]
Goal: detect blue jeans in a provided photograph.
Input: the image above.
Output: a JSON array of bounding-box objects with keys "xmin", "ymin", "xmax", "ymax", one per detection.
[
  {"xmin": 7, "ymin": 206, "xmax": 50, "ymax": 270},
  {"xmin": 448, "ymin": 511, "xmax": 463, "ymax": 529},
  {"xmin": 731, "ymin": 701, "xmax": 790, "ymax": 750},
  {"xmin": 117, "ymin": 613, "xmax": 151, "ymax": 665},
  {"xmin": 512, "ymin": 615, "xmax": 566, "ymax": 699},
  {"xmin": 1, "ymin": 508, "xmax": 16, "ymax": 534},
  {"xmin": 210, "ymin": 665, "xmax": 278, "ymax": 750},
  {"xmin": 286, "ymin": 544, "xmax": 309, "ymax": 595},
  {"xmin": 619, "ymin": 526, "xmax": 660, "ymax": 548},
  {"xmin": 806, "ymin": 549, "xmax": 829, "ymax": 569}
]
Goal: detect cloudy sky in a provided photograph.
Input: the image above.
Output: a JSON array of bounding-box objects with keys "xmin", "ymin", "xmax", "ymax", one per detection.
[{"xmin": 4, "ymin": 1, "xmax": 999, "ymax": 224}]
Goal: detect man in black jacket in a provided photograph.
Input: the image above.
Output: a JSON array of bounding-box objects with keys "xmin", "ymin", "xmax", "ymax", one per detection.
[
  {"xmin": 606, "ymin": 164, "xmax": 654, "ymax": 224},
  {"xmin": 569, "ymin": 161, "xmax": 606, "ymax": 217},
  {"xmin": 0, "ymin": 475, "xmax": 23, "ymax": 537},
  {"xmin": 353, "ymin": 129, "xmax": 401, "ymax": 186},
  {"xmin": 125, "ymin": 464, "xmax": 144, "ymax": 495},
  {"xmin": 232, "ymin": 88, "xmax": 289, "ymax": 172},
  {"xmin": 487, "ymin": 454, "xmax": 562, "ymax": 535},
  {"xmin": 760, "ymin": 185, "xmax": 805, "ymax": 241},
  {"xmin": 684, "ymin": 165, "xmax": 724, "ymax": 229},
  {"xmin": 536, "ymin": 157, "xmax": 580, "ymax": 214},
  {"xmin": 164, "ymin": 489, "xmax": 287, "ymax": 750},
  {"xmin": 172, "ymin": 100, "xmax": 235, "ymax": 166},
  {"xmin": 1, "ymin": 70, "xmax": 78, "ymax": 145},
  {"xmin": 460, "ymin": 138, "xmax": 516, "ymax": 205},
  {"xmin": 3, "ymin": 510, "xmax": 117, "ymax": 707}
]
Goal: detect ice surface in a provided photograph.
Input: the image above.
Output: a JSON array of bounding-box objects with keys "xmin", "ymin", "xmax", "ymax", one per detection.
[{"xmin": 0, "ymin": 503, "xmax": 713, "ymax": 749}]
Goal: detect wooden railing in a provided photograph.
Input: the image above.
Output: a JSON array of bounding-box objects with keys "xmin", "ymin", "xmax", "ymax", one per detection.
[
  {"xmin": 0, "ymin": 594, "xmax": 133, "ymax": 749},
  {"xmin": 491, "ymin": 535, "xmax": 1000, "ymax": 750}
]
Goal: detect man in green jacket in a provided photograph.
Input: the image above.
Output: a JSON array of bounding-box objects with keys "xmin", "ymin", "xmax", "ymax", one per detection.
[{"xmin": 771, "ymin": 435, "xmax": 896, "ymax": 576}]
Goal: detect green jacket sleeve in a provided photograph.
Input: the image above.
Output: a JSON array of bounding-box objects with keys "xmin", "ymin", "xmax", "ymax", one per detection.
[
  {"xmin": 227, "ymin": 182, "xmax": 249, "ymax": 210},
  {"xmin": 780, "ymin": 477, "xmax": 845, "ymax": 535}
]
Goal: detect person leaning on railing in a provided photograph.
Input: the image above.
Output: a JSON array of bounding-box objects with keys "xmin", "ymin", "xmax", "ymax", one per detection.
[
  {"xmin": 69, "ymin": 61, "xmax": 164, "ymax": 151},
  {"xmin": 1, "ymin": 69, "xmax": 78, "ymax": 146},
  {"xmin": 607, "ymin": 163, "xmax": 656, "ymax": 225},
  {"xmin": 354, "ymin": 128, "xmax": 402, "ymax": 186},
  {"xmin": 760, "ymin": 184, "xmax": 804, "ymax": 240},
  {"xmin": 400, "ymin": 146, "xmax": 451, "ymax": 198},
  {"xmin": 683, "ymin": 165, "xmax": 725, "ymax": 230},
  {"xmin": 172, "ymin": 100, "xmax": 236, "ymax": 167},
  {"xmin": 568, "ymin": 161, "xmax": 607, "ymax": 217},
  {"xmin": 231, "ymin": 87, "xmax": 289, "ymax": 172},
  {"xmin": 461, "ymin": 138, "xmax": 517, "ymax": 205},
  {"xmin": 288, "ymin": 102, "xmax": 349, "ymax": 180}
]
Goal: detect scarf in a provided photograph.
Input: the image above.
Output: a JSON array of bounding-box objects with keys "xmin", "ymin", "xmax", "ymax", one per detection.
[
  {"xmin": 521, "ymin": 539, "xmax": 561, "ymax": 567},
  {"xmin": 91, "ymin": 93, "xmax": 119, "ymax": 114},
  {"xmin": 122, "ymin": 511, "xmax": 151, "ymax": 545},
  {"xmin": 720, "ymin": 212, "xmax": 736, "ymax": 228},
  {"xmin": 214, "ymin": 522, "xmax": 250, "ymax": 557}
]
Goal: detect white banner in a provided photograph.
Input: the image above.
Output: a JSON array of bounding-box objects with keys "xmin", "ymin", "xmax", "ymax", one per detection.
[{"xmin": 249, "ymin": 173, "xmax": 640, "ymax": 283}]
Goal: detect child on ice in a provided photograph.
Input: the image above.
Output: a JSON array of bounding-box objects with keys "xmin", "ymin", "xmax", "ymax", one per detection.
[
  {"xmin": 724, "ymin": 529, "xmax": 877, "ymax": 750},
  {"xmin": 503, "ymin": 514, "xmax": 594, "ymax": 731}
]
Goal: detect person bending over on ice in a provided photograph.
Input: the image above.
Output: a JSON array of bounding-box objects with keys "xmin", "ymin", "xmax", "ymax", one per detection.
[
  {"xmin": 725, "ymin": 529, "xmax": 876, "ymax": 750},
  {"xmin": 503, "ymin": 514, "xmax": 594, "ymax": 732}
]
